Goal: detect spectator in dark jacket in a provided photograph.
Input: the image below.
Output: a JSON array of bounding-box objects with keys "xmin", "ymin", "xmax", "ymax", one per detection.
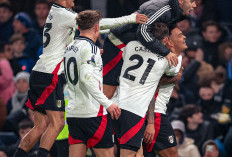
[
  {"xmin": 2, "ymin": 42, "xmax": 22, "ymax": 76},
  {"xmin": 218, "ymin": 42, "xmax": 232, "ymax": 68},
  {"xmin": 201, "ymin": 20, "xmax": 224, "ymax": 68},
  {"xmin": 179, "ymin": 104, "xmax": 215, "ymax": 154},
  {"xmin": 13, "ymin": 12, "xmax": 42, "ymax": 60},
  {"xmin": 10, "ymin": 33, "xmax": 34, "ymax": 72},
  {"xmin": 0, "ymin": 1, "xmax": 14, "ymax": 43},
  {"xmin": 32, "ymin": 0, "xmax": 50, "ymax": 37},
  {"xmin": 4, "ymin": 119, "xmax": 39, "ymax": 157}
]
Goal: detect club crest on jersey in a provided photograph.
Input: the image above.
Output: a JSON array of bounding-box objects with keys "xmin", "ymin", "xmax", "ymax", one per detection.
[
  {"xmin": 57, "ymin": 100, "xmax": 62, "ymax": 108},
  {"xmin": 168, "ymin": 136, "xmax": 174, "ymax": 144}
]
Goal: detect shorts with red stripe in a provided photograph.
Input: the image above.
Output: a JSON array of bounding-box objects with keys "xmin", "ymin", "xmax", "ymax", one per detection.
[
  {"xmin": 102, "ymin": 36, "xmax": 124, "ymax": 86},
  {"xmin": 67, "ymin": 114, "xmax": 114, "ymax": 148},
  {"xmin": 113, "ymin": 109, "xmax": 146, "ymax": 152},
  {"xmin": 145, "ymin": 113, "xmax": 177, "ymax": 153},
  {"xmin": 25, "ymin": 70, "xmax": 65, "ymax": 114}
]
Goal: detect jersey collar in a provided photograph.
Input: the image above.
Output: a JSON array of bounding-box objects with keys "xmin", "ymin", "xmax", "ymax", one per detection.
[
  {"xmin": 52, "ymin": 3, "xmax": 66, "ymax": 9},
  {"xmin": 76, "ymin": 36, "xmax": 95, "ymax": 45}
]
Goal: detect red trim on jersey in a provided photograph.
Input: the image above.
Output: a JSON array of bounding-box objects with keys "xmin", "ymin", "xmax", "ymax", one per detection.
[
  {"xmin": 25, "ymin": 99, "xmax": 34, "ymax": 110},
  {"xmin": 119, "ymin": 116, "xmax": 146, "ymax": 145},
  {"xmin": 68, "ymin": 134, "xmax": 84, "ymax": 145},
  {"xmin": 35, "ymin": 60, "xmax": 63, "ymax": 106},
  {"xmin": 103, "ymin": 43, "xmax": 126, "ymax": 77},
  {"xmin": 87, "ymin": 115, "xmax": 108, "ymax": 148},
  {"xmin": 117, "ymin": 43, "xmax": 126, "ymax": 50},
  {"xmin": 97, "ymin": 105, "xmax": 104, "ymax": 117},
  {"xmin": 146, "ymin": 113, "xmax": 161, "ymax": 152},
  {"xmin": 154, "ymin": 89, "xmax": 159, "ymax": 100}
]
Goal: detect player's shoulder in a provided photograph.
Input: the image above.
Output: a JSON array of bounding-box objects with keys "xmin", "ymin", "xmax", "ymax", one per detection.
[
  {"xmin": 127, "ymin": 40, "xmax": 142, "ymax": 47},
  {"xmin": 75, "ymin": 36, "xmax": 99, "ymax": 54},
  {"xmin": 52, "ymin": 3, "xmax": 77, "ymax": 16}
]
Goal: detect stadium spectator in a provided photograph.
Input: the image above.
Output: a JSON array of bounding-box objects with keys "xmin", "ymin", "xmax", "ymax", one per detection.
[
  {"xmin": 190, "ymin": 0, "xmax": 219, "ymax": 27},
  {"xmin": 2, "ymin": 42, "xmax": 22, "ymax": 76},
  {"xmin": 171, "ymin": 120, "xmax": 200, "ymax": 157},
  {"xmin": 0, "ymin": 42, "xmax": 15, "ymax": 106},
  {"xmin": 13, "ymin": 12, "xmax": 42, "ymax": 60},
  {"xmin": 0, "ymin": 0, "xmax": 13, "ymax": 43},
  {"xmin": 218, "ymin": 42, "xmax": 232, "ymax": 68},
  {"xmin": 179, "ymin": 49, "xmax": 204, "ymax": 103},
  {"xmin": 4, "ymin": 119, "xmax": 38, "ymax": 157},
  {"xmin": 10, "ymin": 33, "xmax": 34, "ymax": 72},
  {"xmin": 32, "ymin": 0, "xmax": 50, "ymax": 36},
  {"xmin": 201, "ymin": 20, "xmax": 224, "ymax": 68},
  {"xmin": 202, "ymin": 140, "xmax": 219, "ymax": 157},
  {"xmin": 198, "ymin": 85, "xmax": 219, "ymax": 120},
  {"xmin": 179, "ymin": 104, "xmax": 214, "ymax": 154},
  {"xmin": 7, "ymin": 71, "xmax": 30, "ymax": 116}
]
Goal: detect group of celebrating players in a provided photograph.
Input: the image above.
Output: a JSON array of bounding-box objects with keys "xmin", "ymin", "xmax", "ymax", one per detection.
[{"xmin": 12, "ymin": 0, "xmax": 196, "ymax": 157}]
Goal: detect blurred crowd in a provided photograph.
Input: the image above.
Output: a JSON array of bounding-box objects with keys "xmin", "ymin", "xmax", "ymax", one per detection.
[{"xmin": 0, "ymin": 0, "xmax": 232, "ymax": 157}]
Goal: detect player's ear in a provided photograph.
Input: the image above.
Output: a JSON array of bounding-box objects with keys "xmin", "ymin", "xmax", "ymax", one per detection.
[
  {"xmin": 178, "ymin": 0, "xmax": 184, "ymax": 6},
  {"xmin": 166, "ymin": 39, "xmax": 174, "ymax": 48},
  {"xmin": 94, "ymin": 23, "xmax": 99, "ymax": 32},
  {"xmin": 162, "ymin": 36, "xmax": 169, "ymax": 45}
]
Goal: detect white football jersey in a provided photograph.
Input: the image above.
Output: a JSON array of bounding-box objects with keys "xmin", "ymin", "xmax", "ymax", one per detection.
[
  {"xmin": 33, "ymin": 3, "xmax": 137, "ymax": 75},
  {"xmin": 154, "ymin": 56, "xmax": 182, "ymax": 114},
  {"xmin": 118, "ymin": 41, "xmax": 178, "ymax": 117},
  {"xmin": 65, "ymin": 36, "xmax": 112, "ymax": 118},
  {"xmin": 33, "ymin": 4, "xmax": 77, "ymax": 75}
]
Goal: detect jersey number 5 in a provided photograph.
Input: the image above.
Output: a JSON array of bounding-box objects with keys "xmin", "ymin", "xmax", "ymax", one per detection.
[
  {"xmin": 123, "ymin": 54, "xmax": 156, "ymax": 85},
  {"xmin": 43, "ymin": 23, "xmax": 52, "ymax": 48},
  {"xmin": 64, "ymin": 57, "xmax": 78, "ymax": 85}
]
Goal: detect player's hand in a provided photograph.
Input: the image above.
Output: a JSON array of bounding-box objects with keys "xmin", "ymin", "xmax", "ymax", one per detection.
[
  {"xmin": 165, "ymin": 52, "xmax": 178, "ymax": 67},
  {"xmin": 144, "ymin": 123, "xmax": 155, "ymax": 144},
  {"xmin": 135, "ymin": 13, "xmax": 148, "ymax": 24},
  {"xmin": 107, "ymin": 103, "xmax": 121, "ymax": 120}
]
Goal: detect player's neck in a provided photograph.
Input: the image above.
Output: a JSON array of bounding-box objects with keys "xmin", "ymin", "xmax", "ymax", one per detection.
[
  {"xmin": 56, "ymin": 1, "xmax": 67, "ymax": 8},
  {"xmin": 170, "ymin": 48, "xmax": 181, "ymax": 56},
  {"xmin": 80, "ymin": 32, "xmax": 97, "ymax": 43}
]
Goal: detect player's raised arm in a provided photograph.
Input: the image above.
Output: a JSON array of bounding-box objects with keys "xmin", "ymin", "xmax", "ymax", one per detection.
[{"xmin": 99, "ymin": 13, "xmax": 148, "ymax": 30}]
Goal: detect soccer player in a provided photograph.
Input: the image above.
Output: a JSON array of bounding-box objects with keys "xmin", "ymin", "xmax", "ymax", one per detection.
[
  {"xmin": 102, "ymin": 0, "xmax": 196, "ymax": 99},
  {"xmin": 13, "ymin": 0, "xmax": 148, "ymax": 156},
  {"xmin": 114, "ymin": 23, "xmax": 184, "ymax": 157},
  {"xmin": 64, "ymin": 10, "xmax": 120, "ymax": 157},
  {"xmin": 144, "ymin": 27, "xmax": 187, "ymax": 157}
]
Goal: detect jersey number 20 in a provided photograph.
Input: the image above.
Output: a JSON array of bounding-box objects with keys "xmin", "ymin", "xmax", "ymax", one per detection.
[{"xmin": 123, "ymin": 54, "xmax": 155, "ymax": 85}]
